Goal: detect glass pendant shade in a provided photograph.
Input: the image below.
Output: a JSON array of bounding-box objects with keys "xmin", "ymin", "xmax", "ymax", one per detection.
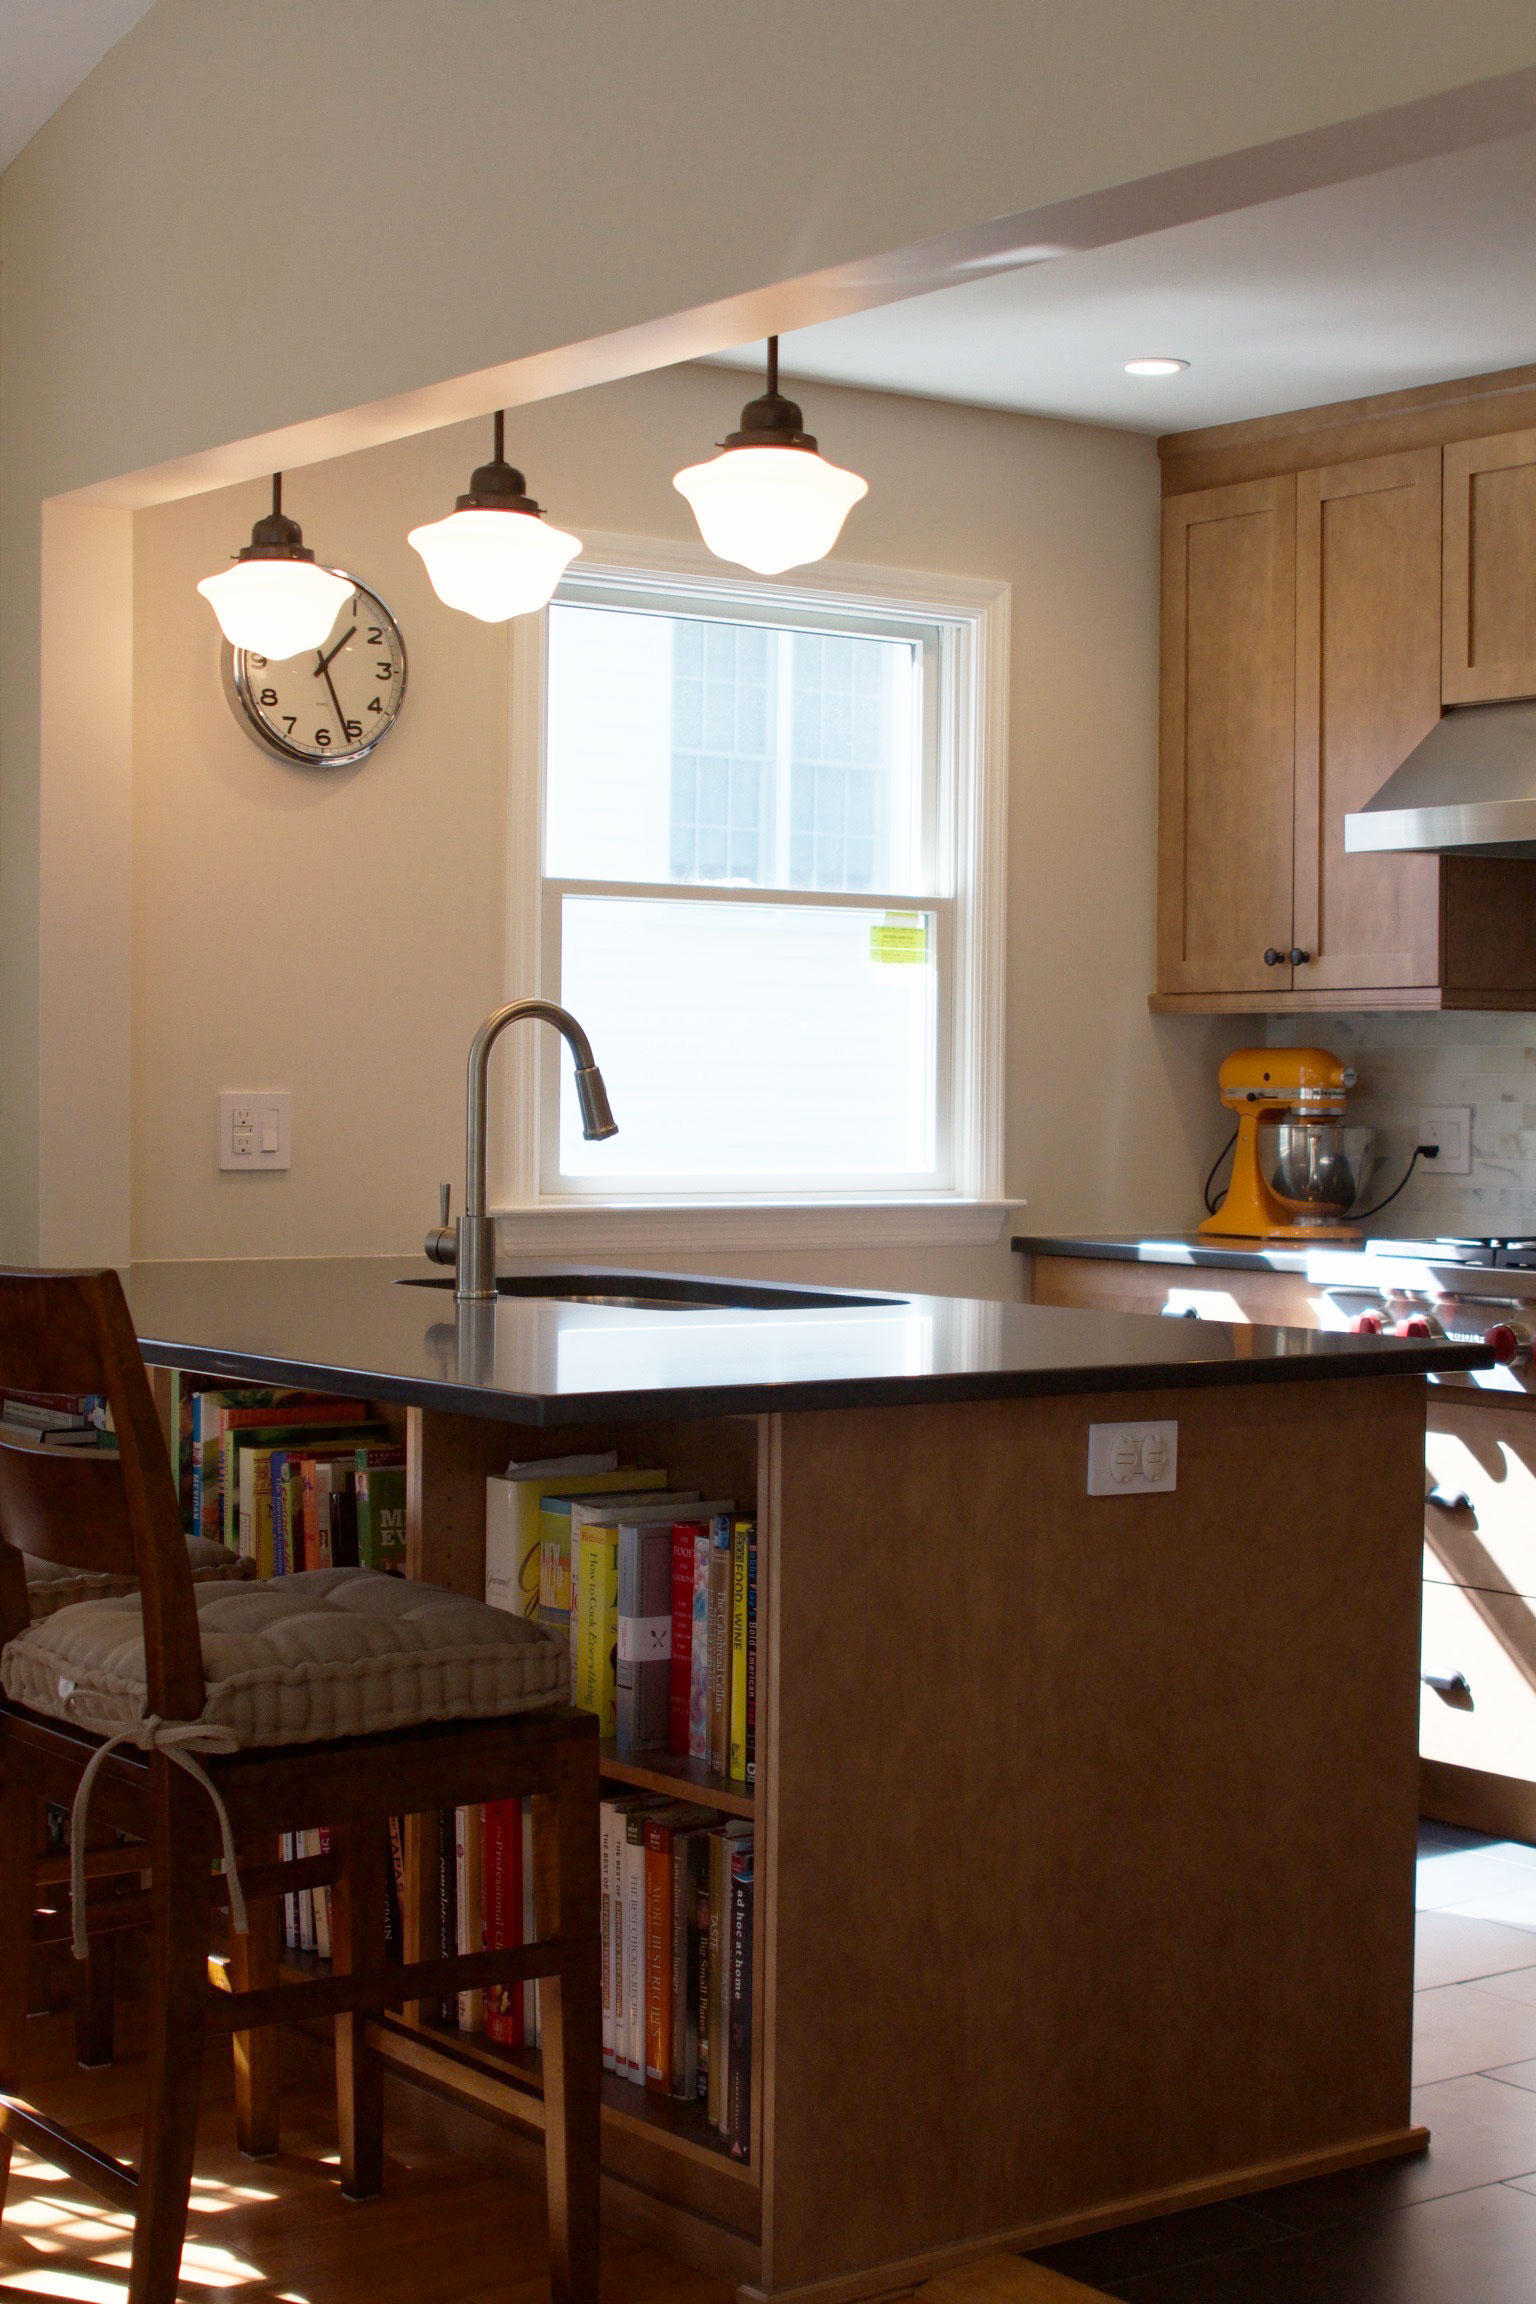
[
  {"xmin": 407, "ymin": 412, "xmax": 581, "ymax": 620},
  {"xmin": 197, "ymin": 475, "xmax": 351, "ymax": 657},
  {"xmin": 673, "ymin": 337, "xmax": 867, "ymax": 574},
  {"xmin": 408, "ymin": 505, "xmax": 581, "ymax": 620}
]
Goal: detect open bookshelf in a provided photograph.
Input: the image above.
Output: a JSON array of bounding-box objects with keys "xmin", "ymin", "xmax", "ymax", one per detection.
[{"xmin": 382, "ymin": 1403, "xmax": 768, "ymax": 2277}]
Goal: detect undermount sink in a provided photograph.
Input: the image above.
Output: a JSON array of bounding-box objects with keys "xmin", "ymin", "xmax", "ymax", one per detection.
[{"xmin": 398, "ymin": 1271, "xmax": 896, "ymax": 1311}]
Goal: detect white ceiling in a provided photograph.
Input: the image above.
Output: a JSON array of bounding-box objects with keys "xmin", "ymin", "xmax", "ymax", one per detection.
[
  {"xmin": 0, "ymin": 0, "xmax": 156, "ymax": 172},
  {"xmin": 714, "ymin": 131, "xmax": 1536, "ymax": 437}
]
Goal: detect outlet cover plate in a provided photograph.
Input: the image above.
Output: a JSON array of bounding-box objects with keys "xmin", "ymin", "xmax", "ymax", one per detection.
[
  {"xmin": 1087, "ymin": 1420, "xmax": 1178, "ymax": 1496},
  {"xmin": 219, "ymin": 1091, "xmax": 291, "ymax": 1172},
  {"xmin": 1418, "ymin": 1106, "xmax": 1471, "ymax": 1177}
]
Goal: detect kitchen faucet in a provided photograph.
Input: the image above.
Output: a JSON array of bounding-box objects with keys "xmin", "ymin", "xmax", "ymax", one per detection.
[{"xmin": 425, "ymin": 998, "xmax": 617, "ymax": 1300}]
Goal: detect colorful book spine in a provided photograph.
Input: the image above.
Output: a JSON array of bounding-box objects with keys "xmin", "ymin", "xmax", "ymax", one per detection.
[
  {"xmin": 437, "ymin": 1809, "xmax": 458, "ymax": 2027},
  {"xmin": 688, "ymin": 1527, "xmax": 711, "ymax": 1761},
  {"xmin": 727, "ymin": 1839, "xmax": 754, "ymax": 2160},
  {"xmin": 482, "ymin": 1798, "xmax": 525, "ymax": 2048},
  {"xmin": 728, "ymin": 1517, "xmax": 751, "ymax": 1781},
  {"xmin": 455, "ymin": 1804, "xmax": 484, "ymax": 2033},
  {"xmin": 621, "ymin": 1807, "xmax": 648, "ymax": 2084},
  {"xmin": 616, "ymin": 1521, "xmax": 673, "ymax": 1755},
  {"xmin": 707, "ymin": 1515, "xmax": 733, "ymax": 1775},
  {"xmin": 643, "ymin": 1815, "xmax": 675, "ymax": 2094},
  {"xmin": 745, "ymin": 1527, "xmax": 758, "ymax": 1784},
  {"xmin": 575, "ymin": 1526, "xmax": 621, "ymax": 1734},
  {"xmin": 599, "ymin": 1801, "xmax": 619, "ymax": 2073},
  {"xmin": 356, "ymin": 1442, "xmax": 408, "ymax": 1572},
  {"xmin": 669, "ymin": 1521, "xmax": 699, "ymax": 1754}
]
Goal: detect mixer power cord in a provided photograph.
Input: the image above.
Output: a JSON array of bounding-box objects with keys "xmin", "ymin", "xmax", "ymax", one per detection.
[
  {"xmin": 1348, "ymin": 1141, "xmax": 1439, "ymax": 1223},
  {"xmin": 1203, "ymin": 1134, "xmax": 1439, "ymax": 1220},
  {"xmin": 1203, "ymin": 1130, "xmax": 1238, "ymax": 1215}
]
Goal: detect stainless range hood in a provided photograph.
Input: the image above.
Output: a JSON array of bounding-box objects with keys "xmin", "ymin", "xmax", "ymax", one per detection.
[{"xmin": 1344, "ymin": 699, "xmax": 1536, "ymax": 857}]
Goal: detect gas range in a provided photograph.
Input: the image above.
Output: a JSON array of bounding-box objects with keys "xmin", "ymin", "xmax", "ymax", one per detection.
[{"xmin": 1314, "ymin": 1240, "xmax": 1536, "ymax": 1369}]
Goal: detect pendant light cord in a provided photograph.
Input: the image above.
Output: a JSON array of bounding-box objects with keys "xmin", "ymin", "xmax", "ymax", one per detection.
[
  {"xmin": 766, "ymin": 336, "xmax": 778, "ymax": 395},
  {"xmin": 494, "ymin": 409, "xmax": 505, "ymax": 464},
  {"xmin": 271, "ymin": 472, "xmax": 282, "ymax": 518}
]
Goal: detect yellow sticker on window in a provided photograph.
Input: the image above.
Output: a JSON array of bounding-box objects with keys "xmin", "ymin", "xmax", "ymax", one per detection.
[{"xmin": 869, "ymin": 913, "xmax": 928, "ymax": 964}]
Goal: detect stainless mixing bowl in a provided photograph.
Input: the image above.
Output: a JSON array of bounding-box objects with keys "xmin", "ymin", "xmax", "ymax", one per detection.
[{"xmin": 1259, "ymin": 1123, "xmax": 1376, "ymax": 1223}]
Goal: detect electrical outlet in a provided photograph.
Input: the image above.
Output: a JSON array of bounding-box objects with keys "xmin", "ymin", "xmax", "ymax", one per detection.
[
  {"xmin": 1418, "ymin": 1106, "xmax": 1471, "ymax": 1177},
  {"xmin": 1086, "ymin": 1420, "xmax": 1178, "ymax": 1496},
  {"xmin": 219, "ymin": 1091, "xmax": 291, "ymax": 1172}
]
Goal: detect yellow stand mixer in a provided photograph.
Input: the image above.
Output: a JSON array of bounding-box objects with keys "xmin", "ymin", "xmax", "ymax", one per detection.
[{"xmin": 1200, "ymin": 1048, "xmax": 1371, "ymax": 1241}]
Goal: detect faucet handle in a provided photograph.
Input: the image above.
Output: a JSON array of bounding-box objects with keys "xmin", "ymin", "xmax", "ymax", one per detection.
[{"xmin": 424, "ymin": 1184, "xmax": 457, "ymax": 1267}]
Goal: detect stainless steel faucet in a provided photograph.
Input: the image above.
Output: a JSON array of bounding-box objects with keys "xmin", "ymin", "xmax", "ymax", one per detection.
[{"xmin": 425, "ymin": 998, "xmax": 617, "ymax": 1300}]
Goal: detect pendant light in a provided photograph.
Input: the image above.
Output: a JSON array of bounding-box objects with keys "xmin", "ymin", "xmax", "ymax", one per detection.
[
  {"xmin": 407, "ymin": 412, "xmax": 581, "ymax": 620},
  {"xmin": 197, "ymin": 474, "xmax": 353, "ymax": 658},
  {"xmin": 673, "ymin": 338, "xmax": 867, "ymax": 574}
]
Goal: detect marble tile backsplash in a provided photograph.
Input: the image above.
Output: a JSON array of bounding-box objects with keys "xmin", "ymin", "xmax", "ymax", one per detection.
[{"xmin": 1266, "ymin": 1013, "xmax": 1536, "ymax": 1237}]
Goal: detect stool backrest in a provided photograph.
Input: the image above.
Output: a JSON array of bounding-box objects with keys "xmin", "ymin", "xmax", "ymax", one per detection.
[{"xmin": 0, "ymin": 1268, "xmax": 205, "ymax": 1719}]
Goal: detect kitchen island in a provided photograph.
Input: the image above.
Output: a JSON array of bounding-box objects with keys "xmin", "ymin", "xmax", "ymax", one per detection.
[
  {"xmin": 125, "ymin": 1256, "xmax": 1484, "ymax": 2304},
  {"xmin": 1016, "ymin": 1231, "xmax": 1536, "ymax": 1855}
]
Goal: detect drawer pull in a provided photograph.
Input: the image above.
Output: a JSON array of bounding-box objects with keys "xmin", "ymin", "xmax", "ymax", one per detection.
[
  {"xmin": 1422, "ymin": 1671, "xmax": 1475, "ymax": 1711},
  {"xmin": 1426, "ymin": 1481, "xmax": 1475, "ymax": 1515}
]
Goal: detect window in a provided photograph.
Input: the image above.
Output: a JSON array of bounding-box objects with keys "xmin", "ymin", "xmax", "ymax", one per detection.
[{"xmin": 512, "ymin": 538, "xmax": 1007, "ymax": 1212}]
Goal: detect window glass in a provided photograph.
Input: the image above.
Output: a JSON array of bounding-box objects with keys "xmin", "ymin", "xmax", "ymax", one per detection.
[
  {"xmin": 555, "ymin": 893, "xmax": 939, "ymax": 1181},
  {"xmin": 545, "ymin": 602, "xmax": 923, "ymax": 894}
]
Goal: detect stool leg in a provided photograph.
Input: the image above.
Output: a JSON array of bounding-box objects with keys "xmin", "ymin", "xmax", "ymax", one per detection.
[
  {"xmin": 74, "ymin": 1930, "xmax": 118, "ymax": 2070},
  {"xmin": 533, "ymin": 1739, "xmax": 602, "ymax": 2304},
  {"xmin": 130, "ymin": 1761, "xmax": 213, "ymax": 2304},
  {"xmin": 330, "ymin": 1820, "xmax": 387, "ymax": 2202},
  {"xmin": 0, "ymin": 1772, "xmax": 38, "ymax": 2214},
  {"xmin": 229, "ymin": 1836, "xmax": 280, "ymax": 2156}
]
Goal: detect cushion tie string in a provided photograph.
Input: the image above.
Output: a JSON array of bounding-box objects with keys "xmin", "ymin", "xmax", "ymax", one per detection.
[{"xmin": 69, "ymin": 1714, "xmax": 245, "ymax": 1961}]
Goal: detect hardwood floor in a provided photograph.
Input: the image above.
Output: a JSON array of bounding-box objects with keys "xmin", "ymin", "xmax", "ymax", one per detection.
[{"xmin": 0, "ymin": 2003, "xmax": 732, "ymax": 2304}]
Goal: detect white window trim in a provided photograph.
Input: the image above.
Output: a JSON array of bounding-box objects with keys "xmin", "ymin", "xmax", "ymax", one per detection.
[{"xmin": 498, "ymin": 531, "xmax": 1010, "ymax": 1253}]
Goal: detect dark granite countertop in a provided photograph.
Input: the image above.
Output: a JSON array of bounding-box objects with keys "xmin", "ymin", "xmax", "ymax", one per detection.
[
  {"xmin": 123, "ymin": 1255, "xmax": 1488, "ymax": 1425},
  {"xmin": 1014, "ymin": 1233, "xmax": 1317, "ymax": 1273}
]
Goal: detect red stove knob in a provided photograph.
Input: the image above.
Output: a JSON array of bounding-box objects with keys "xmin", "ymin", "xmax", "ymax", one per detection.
[
  {"xmin": 1350, "ymin": 1312, "xmax": 1384, "ymax": 1334},
  {"xmin": 1394, "ymin": 1315, "xmax": 1434, "ymax": 1338},
  {"xmin": 1485, "ymin": 1322, "xmax": 1524, "ymax": 1365}
]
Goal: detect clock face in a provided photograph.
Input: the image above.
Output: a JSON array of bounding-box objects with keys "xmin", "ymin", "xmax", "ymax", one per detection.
[{"xmin": 226, "ymin": 576, "xmax": 407, "ymax": 767}]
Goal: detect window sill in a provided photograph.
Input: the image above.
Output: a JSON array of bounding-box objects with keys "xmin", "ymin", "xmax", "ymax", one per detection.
[{"xmin": 491, "ymin": 1199, "xmax": 1016, "ymax": 1257}]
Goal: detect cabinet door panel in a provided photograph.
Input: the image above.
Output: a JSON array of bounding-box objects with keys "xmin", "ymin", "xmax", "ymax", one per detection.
[
  {"xmin": 1444, "ymin": 427, "xmax": 1536, "ymax": 703},
  {"xmin": 1292, "ymin": 452, "xmax": 1442, "ymax": 992},
  {"xmin": 1158, "ymin": 478, "xmax": 1296, "ymax": 995}
]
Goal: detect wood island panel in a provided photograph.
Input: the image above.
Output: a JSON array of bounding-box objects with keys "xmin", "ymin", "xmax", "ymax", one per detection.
[{"xmin": 755, "ymin": 1378, "xmax": 1428, "ymax": 2298}]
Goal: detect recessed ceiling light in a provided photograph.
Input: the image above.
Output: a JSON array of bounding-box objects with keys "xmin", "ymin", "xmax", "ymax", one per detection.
[{"xmin": 1124, "ymin": 356, "xmax": 1190, "ymax": 378}]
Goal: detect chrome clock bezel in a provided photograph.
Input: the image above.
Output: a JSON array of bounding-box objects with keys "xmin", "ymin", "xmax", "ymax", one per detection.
[{"xmin": 223, "ymin": 571, "xmax": 408, "ymax": 769}]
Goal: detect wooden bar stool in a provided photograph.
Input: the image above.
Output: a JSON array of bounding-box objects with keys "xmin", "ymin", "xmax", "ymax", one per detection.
[{"xmin": 0, "ymin": 1266, "xmax": 600, "ymax": 2304}]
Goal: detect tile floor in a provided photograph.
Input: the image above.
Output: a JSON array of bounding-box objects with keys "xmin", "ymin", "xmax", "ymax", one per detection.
[{"xmin": 1028, "ymin": 1821, "xmax": 1536, "ymax": 2302}]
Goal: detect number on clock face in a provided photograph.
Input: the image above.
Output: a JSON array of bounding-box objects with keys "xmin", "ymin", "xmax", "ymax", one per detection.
[{"xmin": 228, "ymin": 578, "xmax": 407, "ymax": 767}]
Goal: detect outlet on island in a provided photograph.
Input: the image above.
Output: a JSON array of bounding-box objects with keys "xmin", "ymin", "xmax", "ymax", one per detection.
[{"xmin": 1086, "ymin": 1419, "xmax": 1179, "ymax": 1495}]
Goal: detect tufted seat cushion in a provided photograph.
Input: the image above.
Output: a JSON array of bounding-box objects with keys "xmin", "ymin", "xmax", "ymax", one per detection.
[
  {"xmin": 1, "ymin": 1566, "xmax": 569, "ymax": 1746},
  {"xmin": 23, "ymin": 1535, "xmax": 256, "ymax": 1619}
]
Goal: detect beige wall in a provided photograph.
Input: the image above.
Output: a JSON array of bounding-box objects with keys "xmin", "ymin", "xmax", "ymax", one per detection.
[
  {"xmin": 130, "ymin": 360, "xmax": 1241, "ymax": 1296},
  {"xmin": 7, "ymin": 1, "xmax": 1536, "ymax": 1260}
]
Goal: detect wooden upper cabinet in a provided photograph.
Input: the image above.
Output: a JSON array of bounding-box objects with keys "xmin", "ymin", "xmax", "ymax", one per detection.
[
  {"xmin": 1444, "ymin": 426, "xmax": 1536, "ymax": 702},
  {"xmin": 1291, "ymin": 450, "xmax": 1442, "ymax": 994},
  {"xmin": 1158, "ymin": 477, "xmax": 1296, "ymax": 997}
]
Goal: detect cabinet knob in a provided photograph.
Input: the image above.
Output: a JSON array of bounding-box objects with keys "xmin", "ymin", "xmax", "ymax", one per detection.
[
  {"xmin": 1289, "ymin": 947, "xmax": 1311, "ymax": 966},
  {"xmin": 1263, "ymin": 947, "xmax": 1285, "ymax": 967}
]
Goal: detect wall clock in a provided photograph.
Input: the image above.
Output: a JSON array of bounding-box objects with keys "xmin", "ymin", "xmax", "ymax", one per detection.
[{"xmin": 223, "ymin": 574, "xmax": 407, "ymax": 767}]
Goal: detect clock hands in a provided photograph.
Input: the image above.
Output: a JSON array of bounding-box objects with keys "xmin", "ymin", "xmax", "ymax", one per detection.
[
  {"xmin": 313, "ymin": 625, "xmax": 357, "ymax": 743},
  {"xmin": 314, "ymin": 625, "xmax": 356, "ymax": 674}
]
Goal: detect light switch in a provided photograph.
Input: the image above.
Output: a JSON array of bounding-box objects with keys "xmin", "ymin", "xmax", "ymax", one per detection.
[{"xmin": 220, "ymin": 1092, "xmax": 291, "ymax": 1172}]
